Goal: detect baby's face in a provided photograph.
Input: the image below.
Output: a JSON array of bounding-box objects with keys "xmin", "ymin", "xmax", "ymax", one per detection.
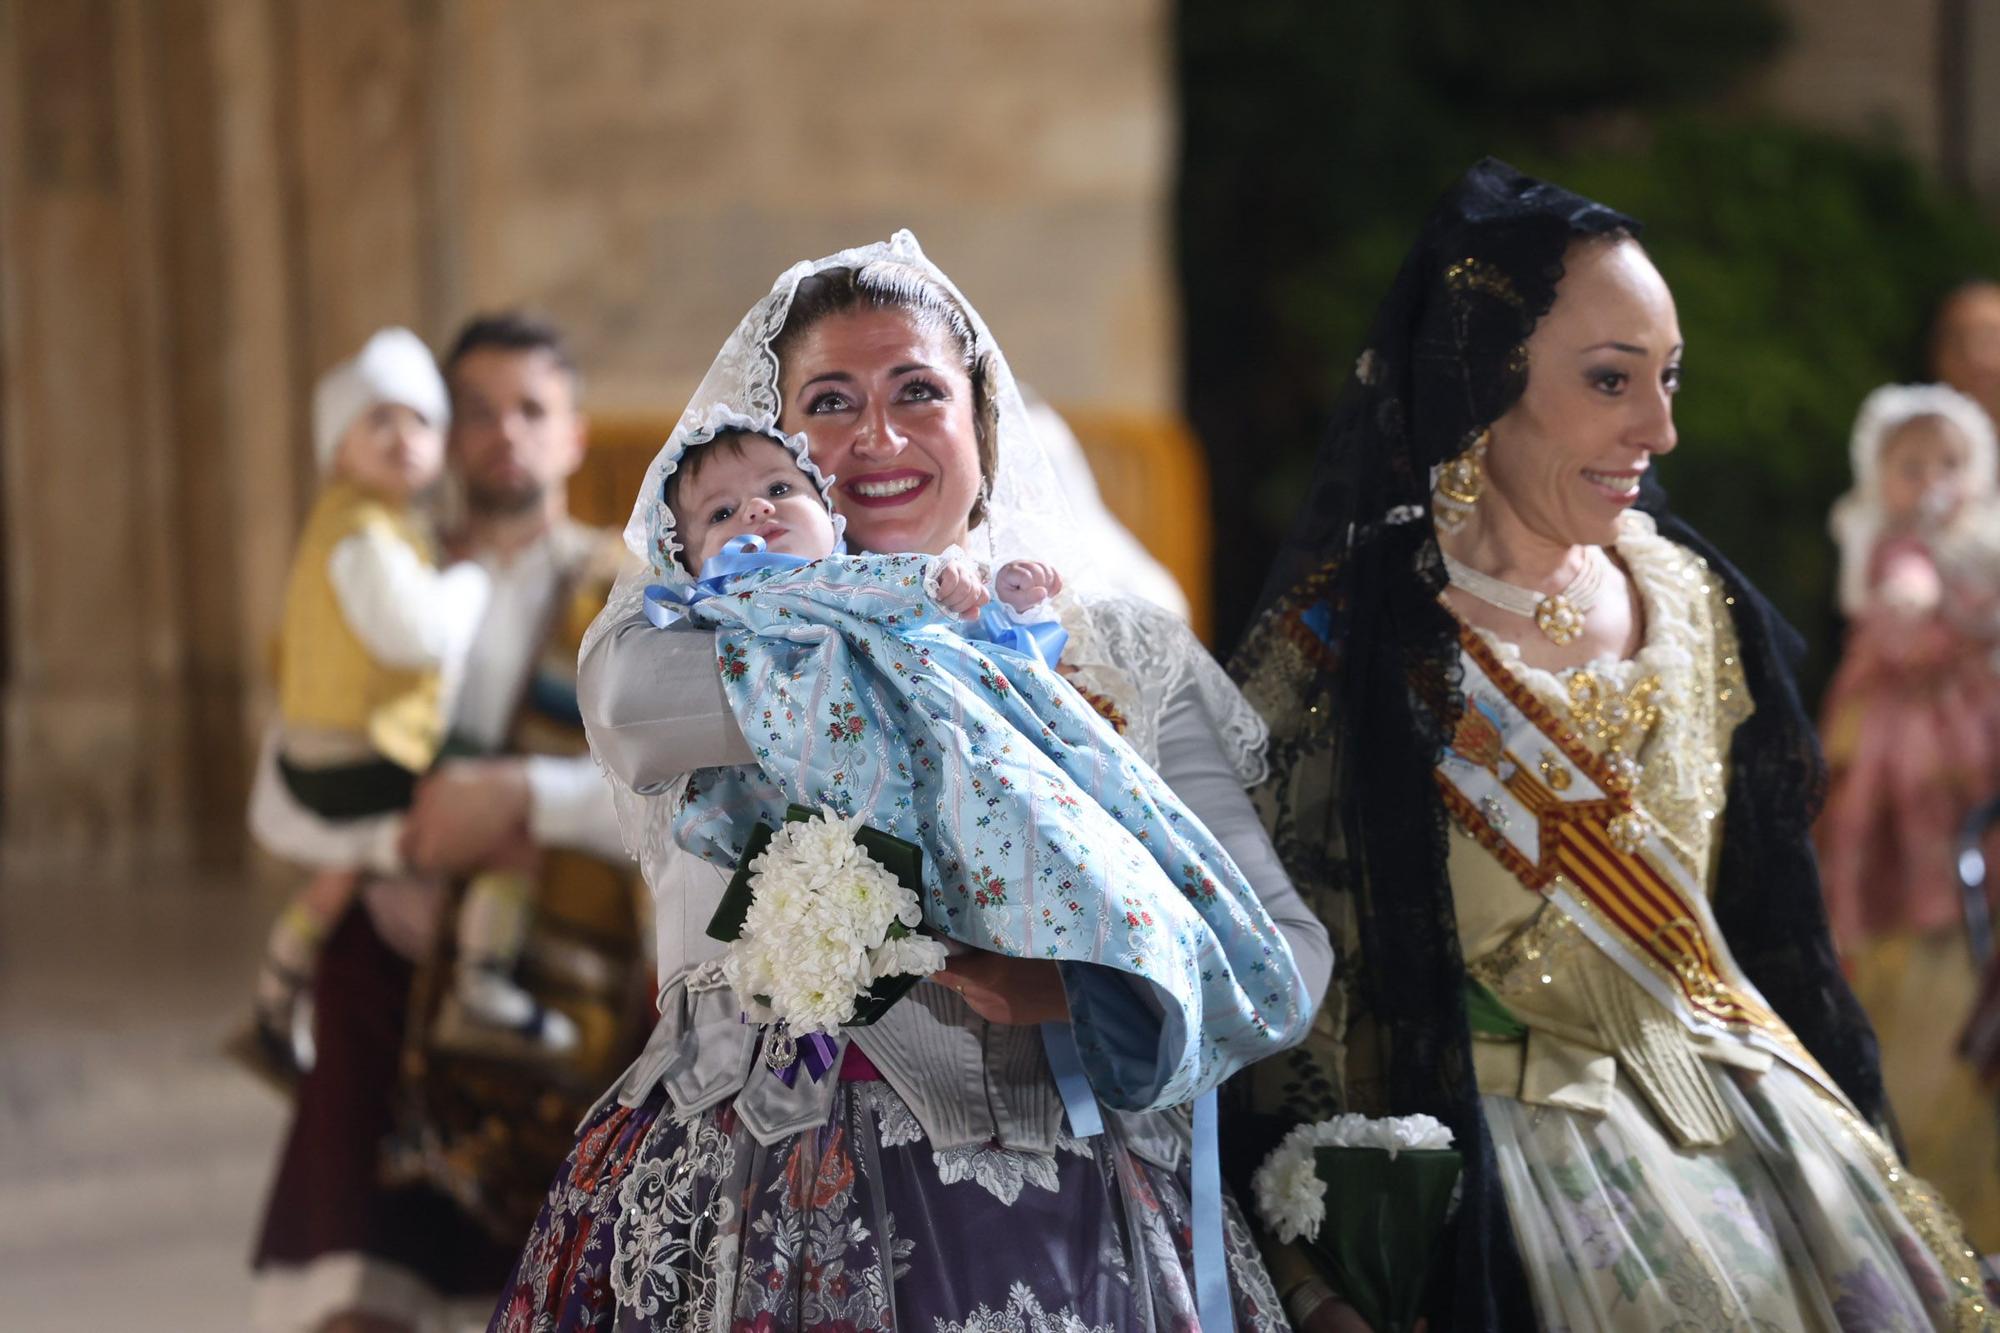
[
  {"xmin": 674, "ymin": 437, "xmax": 838, "ymax": 571},
  {"xmin": 334, "ymin": 401, "xmax": 445, "ymax": 503},
  {"xmin": 1879, "ymin": 414, "xmax": 1973, "ymax": 527}
]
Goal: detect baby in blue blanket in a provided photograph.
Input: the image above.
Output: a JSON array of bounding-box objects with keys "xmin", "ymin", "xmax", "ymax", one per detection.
[{"xmin": 651, "ymin": 421, "xmax": 1309, "ymax": 1112}]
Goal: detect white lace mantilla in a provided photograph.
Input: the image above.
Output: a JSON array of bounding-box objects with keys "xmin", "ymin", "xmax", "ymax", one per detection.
[{"xmin": 1060, "ymin": 590, "xmax": 1269, "ymax": 788}]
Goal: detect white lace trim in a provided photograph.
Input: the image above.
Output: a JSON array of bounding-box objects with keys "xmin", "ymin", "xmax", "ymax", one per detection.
[
  {"xmin": 1467, "ymin": 510, "xmax": 1708, "ymax": 803},
  {"xmin": 933, "ymin": 1283, "xmax": 1116, "ymax": 1333},
  {"xmin": 859, "ymin": 1080, "xmax": 1092, "ymax": 1206},
  {"xmin": 1468, "ymin": 511, "xmax": 1698, "ymax": 711},
  {"xmin": 1062, "ymin": 591, "xmax": 1269, "ymax": 786},
  {"xmin": 932, "ymin": 1140, "xmax": 1068, "ymax": 1205},
  {"xmin": 639, "ymin": 405, "xmax": 844, "ymax": 578}
]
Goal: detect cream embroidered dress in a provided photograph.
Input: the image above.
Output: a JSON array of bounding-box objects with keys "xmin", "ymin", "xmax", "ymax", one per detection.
[{"xmin": 1456, "ymin": 512, "xmax": 1988, "ymax": 1333}]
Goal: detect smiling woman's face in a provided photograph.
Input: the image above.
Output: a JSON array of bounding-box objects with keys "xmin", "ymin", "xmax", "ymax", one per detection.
[
  {"xmin": 1483, "ymin": 237, "xmax": 1684, "ymax": 549},
  {"xmin": 775, "ymin": 305, "xmax": 983, "ymax": 556}
]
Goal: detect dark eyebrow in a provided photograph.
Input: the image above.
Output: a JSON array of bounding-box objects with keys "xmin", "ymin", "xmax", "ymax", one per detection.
[
  {"xmin": 797, "ymin": 363, "xmax": 939, "ymax": 392},
  {"xmin": 1578, "ymin": 341, "xmax": 1687, "ymax": 356}
]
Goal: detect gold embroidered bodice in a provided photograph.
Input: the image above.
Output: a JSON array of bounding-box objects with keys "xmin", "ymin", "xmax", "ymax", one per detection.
[{"xmin": 1451, "ymin": 510, "xmax": 1759, "ymax": 1144}]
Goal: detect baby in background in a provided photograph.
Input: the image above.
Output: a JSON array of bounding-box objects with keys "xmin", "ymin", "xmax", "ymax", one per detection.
[
  {"xmin": 251, "ymin": 327, "xmax": 572, "ymax": 1077},
  {"xmin": 1819, "ymin": 381, "xmax": 2000, "ymax": 952}
]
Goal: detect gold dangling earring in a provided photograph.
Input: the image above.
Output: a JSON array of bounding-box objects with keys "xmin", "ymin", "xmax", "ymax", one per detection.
[{"xmin": 1433, "ymin": 428, "xmax": 1489, "ymax": 532}]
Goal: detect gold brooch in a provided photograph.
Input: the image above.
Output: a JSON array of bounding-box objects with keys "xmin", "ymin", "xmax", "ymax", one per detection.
[
  {"xmin": 1606, "ymin": 811, "xmax": 1649, "ymax": 855},
  {"xmin": 1534, "ymin": 595, "xmax": 1585, "ymax": 645}
]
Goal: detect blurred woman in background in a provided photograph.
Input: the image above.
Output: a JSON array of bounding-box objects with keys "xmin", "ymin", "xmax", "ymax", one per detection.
[{"xmin": 1817, "ymin": 383, "xmax": 2000, "ymax": 1252}]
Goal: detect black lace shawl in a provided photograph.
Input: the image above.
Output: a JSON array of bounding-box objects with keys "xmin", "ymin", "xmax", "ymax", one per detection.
[{"xmin": 1225, "ymin": 159, "xmax": 1885, "ymax": 1332}]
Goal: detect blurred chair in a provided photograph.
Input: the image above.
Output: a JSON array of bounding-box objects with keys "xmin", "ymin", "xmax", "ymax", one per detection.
[
  {"xmin": 580, "ymin": 409, "xmax": 1215, "ymax": 640},
  {"xmin": 1953, "ymin": 798, "xmax": 2000, "ymax": 1083},
  {"xmin": 1959, "ymin": 796, "xmax": 2000, "ymax": 969},
  {"xmin": 569, "ymin": 422, "xmax": 659, "ymax": 535}
]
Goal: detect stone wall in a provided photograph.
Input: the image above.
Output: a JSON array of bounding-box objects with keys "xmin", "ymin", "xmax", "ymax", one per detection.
[
  {"xmin": 0, "ymin": 0, "xmax": 1176, "ymax": 867},
  {"xmin": 1755, "ymin": 0, "xmax": 2000, "ymax": 196},
  {"xmin": 1756, "ymin": 0, "xmax": 1945, "ymax": 163}
]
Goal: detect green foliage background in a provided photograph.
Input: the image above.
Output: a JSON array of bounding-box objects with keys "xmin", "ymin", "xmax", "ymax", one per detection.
[{"xmin": 1178, "ymin": 3, "xmax": 2000, "ymax": 698}]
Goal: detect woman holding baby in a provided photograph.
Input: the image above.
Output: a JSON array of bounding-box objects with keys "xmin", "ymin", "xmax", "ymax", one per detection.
[{"xmin": 487, "ymin": 232, "xmax": 1331, "ymax": 1332}]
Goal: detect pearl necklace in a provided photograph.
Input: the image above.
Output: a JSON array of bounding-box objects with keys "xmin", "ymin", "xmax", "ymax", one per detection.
[{"xmin": 1442, "ymin": 545, "xmax": 1607, "ymax": 646}]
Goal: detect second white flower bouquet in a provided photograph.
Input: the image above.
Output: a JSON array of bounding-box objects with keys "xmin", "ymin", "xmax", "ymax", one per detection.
[
  {"xmin": 707, "ymin": 804, "xmax": 948, "ymax": 1063},
  {"xmin": 1252, "ymin": 1112, "xmax": 1462, "ymax": 1333}
]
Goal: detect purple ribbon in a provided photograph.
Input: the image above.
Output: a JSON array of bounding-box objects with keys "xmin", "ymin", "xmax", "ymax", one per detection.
[{"xmin": 771, "ymin": 1030, "xmax": 841, "ymax": 1087}]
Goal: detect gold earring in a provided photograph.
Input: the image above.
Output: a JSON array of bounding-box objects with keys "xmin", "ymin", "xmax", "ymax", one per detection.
[{"xmin": 1433, "ymin": 429, "xmax": 1489, "ymax": 531}]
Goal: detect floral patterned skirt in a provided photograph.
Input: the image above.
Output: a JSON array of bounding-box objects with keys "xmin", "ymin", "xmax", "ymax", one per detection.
[
  {"xmin": 490, "ymin": 1076, "xmax": 1285, "ymax": 1332},
  {"xmin": 1485, "ymin": 1062, "xmax": 1993, "ymax": 1332}
]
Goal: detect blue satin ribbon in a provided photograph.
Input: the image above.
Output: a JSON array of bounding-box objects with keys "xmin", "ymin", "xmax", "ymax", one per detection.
[
  {"xmin": 1038, "ymin": 1022, "xmax": 1104, "ymax": 1139},
  {"xmin": 643, "ymin": 534, "xmax": 831, "ymax": 628},
  {"xmin": 971, "ymin": 601, "xmax": 1068, "ymax": 668},
  {"xmin": 1299, "ymin": 599, "xmax": 1339, "ymax": 645},
  {"xmin": 1192, "ymin": 1089, "xmax": 1234, "ymax": 1333}
]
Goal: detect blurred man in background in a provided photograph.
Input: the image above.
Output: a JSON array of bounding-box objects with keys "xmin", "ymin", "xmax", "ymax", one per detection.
[
  {"xmin": 249, "ymin": 314, "xmax": 643, "ymax": 1333},
  {"xmin": 1931, "ymin": 280, "xmax": 2000, "ymax": 428}
]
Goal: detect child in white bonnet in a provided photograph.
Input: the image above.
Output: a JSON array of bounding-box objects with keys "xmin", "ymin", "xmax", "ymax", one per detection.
[{"xmin": 249, "ymin": 327, "xmax": 572, "ymax": 1075}]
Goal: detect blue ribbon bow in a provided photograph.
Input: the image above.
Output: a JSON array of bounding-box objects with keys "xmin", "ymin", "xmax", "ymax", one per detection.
[
  {"xmin": 971, "ymin": 600, "xmax": 1069, "ymax": 668},
  {"xmin": 644, "ymin": 534, "xmax": 828, "ymax": 628}
]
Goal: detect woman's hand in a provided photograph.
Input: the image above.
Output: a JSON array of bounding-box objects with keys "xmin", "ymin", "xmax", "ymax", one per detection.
[
  {"xmin": 1301, "ymin": 1301, "xmax": 1425, "ymax": 1333},
  {"xmin": 400, "ymin": 757, "xmax": 531, "ymax": 872},
  {"xmin": 934, "ymin": 559, "xmax": 990, "ymax": 618},
  {"xmin": 1877, "ymin": 550, "xmax": 1944, "ymax": 616},
  {"xmin": 1286, "ymin": 1277, "xmax": 1425, "ymax": 1333},
  {"xmin": 934, "ymin": 951, "xmax": 1071, "ymax": 1025}
]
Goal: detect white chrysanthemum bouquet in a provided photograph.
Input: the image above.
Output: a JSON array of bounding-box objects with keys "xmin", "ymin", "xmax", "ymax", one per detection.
[
  {"xmin": 708, "ymin": 805, "xmax": 947, "ymax": 1073},
  {"xmin": 1253, "ymin": 1113, "xmax": 1461, "ymax": 1333}
]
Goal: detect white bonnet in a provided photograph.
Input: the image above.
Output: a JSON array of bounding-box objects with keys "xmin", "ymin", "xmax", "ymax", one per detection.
[
  {"xmin": 312, "ymin": 327, "xmax": 450, "ymax": 472},
  {"xmin": 645, "ymin": 405, "xmax": 844, "ymax": 584},
  {"xmin": 1847, "ymin": 381, "xmax": 1996, "ymax": 499},
  {"xmin": 1830, "ymin": 381, "xmax": 1998, "ymax": 613}
]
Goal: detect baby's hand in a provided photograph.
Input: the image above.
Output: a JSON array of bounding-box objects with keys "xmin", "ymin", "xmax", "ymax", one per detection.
[
  {"xmin": 933, "ymin": 558, "xmax": 990, "ymax": 617},
  {"xmin": 1878, "ymin": 550, "xmax": 1943, "ymax": 616},
  {"xmin": 996, "ymin": 560, "xmax": 1063, "ymax": 613}
]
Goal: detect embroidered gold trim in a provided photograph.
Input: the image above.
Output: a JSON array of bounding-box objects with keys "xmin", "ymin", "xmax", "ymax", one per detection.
[
  {"xmin": 1439, "ymin": 627, "xmax": 1830, "ymax": 1091},
  {"xmin": 1827, "ymin": 1102, "xmax": 1998, "ymax": 1331}
]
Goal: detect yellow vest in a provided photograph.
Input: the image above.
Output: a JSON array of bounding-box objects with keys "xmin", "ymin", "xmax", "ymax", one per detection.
[{"xmin": 277, "ymin": 482, "xmax": 445, "ymax": 772}]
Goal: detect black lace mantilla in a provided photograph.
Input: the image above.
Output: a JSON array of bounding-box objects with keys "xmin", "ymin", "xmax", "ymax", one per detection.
[{"xmin": 1225, "ymin": 159, "xmax": 1885, "ymax": 1333}]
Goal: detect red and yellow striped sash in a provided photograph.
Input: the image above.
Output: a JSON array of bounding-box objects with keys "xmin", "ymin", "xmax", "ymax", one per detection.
[{"xmin": 1438, "ymin": 627, "xmax": 1790, "ymax": 1048}]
